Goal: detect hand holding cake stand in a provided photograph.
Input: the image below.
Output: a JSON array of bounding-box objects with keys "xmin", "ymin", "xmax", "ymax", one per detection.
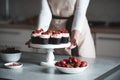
[{"xmin": 30, "ymin": 42, "xmax": 71, "ymax": 67}]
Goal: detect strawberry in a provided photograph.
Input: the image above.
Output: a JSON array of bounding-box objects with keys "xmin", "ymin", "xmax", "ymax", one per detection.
[
  {"xmin": 73, "ymin": 57, "xmax": 78, "ymax": 63},
  {"xmin": 55, "ymin": 56, "xmax": 87, "ymax": 68},
  {"xmin": 80, "ymin": 61, "xmax": 87, "ymax": 67},
  {"xmin": 35, "ymin": 30, "xmax": 40, "ymax": 33},
  {"xmin": 60, "ymin": 60, "xmax": 66, "ymax": 65},
  {"xmin": 55, "ymin": 62, "xmax": 61, "ymax": 67},
  {"xmin": 64, "ymin": 64, "xmax": 69, "ymax": 68},
  {"xmin": 39, "ymin": 29, "xmax": 44, "ymax": 32}
]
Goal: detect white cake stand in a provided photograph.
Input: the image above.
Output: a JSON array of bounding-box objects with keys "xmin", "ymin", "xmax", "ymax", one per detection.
[{"xmin": 30, "ymin": 42, "xmax": 71, "ymax": 67}]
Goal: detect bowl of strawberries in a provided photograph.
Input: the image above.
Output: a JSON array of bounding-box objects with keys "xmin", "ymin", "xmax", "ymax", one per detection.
[{"xmin": 55, "ymin": 56, "xmax": 88, "ymax": 73}]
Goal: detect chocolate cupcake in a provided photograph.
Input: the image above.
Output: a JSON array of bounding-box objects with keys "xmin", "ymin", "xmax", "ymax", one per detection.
[
  {"xmin": 49, "ymin": 31, "xmax": 62, "ymax": 44},
  {"xmin": 61, "ymin": 29, "xmax": 70, "ymax": 43},
  {"xmin": 31, "ymin": 29, "xmax": 44, "ymax": 44},
  {"xmin": 38, "ymin": 31, "xmax": 50, "ymax": 44}
]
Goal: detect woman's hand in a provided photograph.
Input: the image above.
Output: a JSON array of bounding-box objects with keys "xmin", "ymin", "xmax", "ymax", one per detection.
[
  {"xmin": 67, "ymin": 30, "xmax": 80, "ymax": 49},
  {"xmin": 25, "ymin": 39, "xmax": 40, "ymax": 49},
  {"xmin": 25, "ymin": 39, "xmax": 31, "ymax": 48}
]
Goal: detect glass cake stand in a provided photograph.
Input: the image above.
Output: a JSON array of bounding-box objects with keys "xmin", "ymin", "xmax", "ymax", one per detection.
[{"xmin": 30, "ymin": 42, "xmax": 71, "ymax": 67}]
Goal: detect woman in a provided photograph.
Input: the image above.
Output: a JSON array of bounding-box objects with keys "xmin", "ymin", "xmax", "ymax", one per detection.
[{"xmin": 37, "ymin": 0, "xmax": 96, "ymax": 58}]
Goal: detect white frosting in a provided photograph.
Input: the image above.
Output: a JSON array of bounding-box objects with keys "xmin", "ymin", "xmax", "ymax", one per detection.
[
  {"xmin": 40, "ymin": 34, "xmax": 50, "ymax": 38},
  {"xmin": 51, "ymin": 33, "xmax": 62, "ymax": 38},
  {"xmin": 62, "ymin": 33, "xmax": 69, "ymax": 37},
  {"xmin": 32, "ymin": 33, "xmax": 41, "ymax": 37}
]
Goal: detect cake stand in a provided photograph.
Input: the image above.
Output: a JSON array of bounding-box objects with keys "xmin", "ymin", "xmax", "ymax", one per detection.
[{"xmin": 30, "ymin": 42, "xmax": 71, "ymax": 67}]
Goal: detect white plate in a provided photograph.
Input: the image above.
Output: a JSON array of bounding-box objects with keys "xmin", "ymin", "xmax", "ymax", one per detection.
[
  {"xmin": 30, "ymin": 42, "xmax": 71, "ymax": 49},
  {"xmin": 4, "ymin": 62, "xmax": 23, "ymax": 69},
  {"xmin": 55, "ymin": 66, "xmax": 88, "ymax": 74}
]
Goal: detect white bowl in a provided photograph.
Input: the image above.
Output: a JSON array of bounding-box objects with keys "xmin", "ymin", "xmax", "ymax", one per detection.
[
  {"xmin": 0, "ymin": 52, "xmax": 22, "ymax": 62},
  {"xmin": 55, "ymin": 66, "xmax": 88, "ymax": 74},
  {"xmin": 4, "ymin": 62, "xmax": 23, "ymax": 69}
]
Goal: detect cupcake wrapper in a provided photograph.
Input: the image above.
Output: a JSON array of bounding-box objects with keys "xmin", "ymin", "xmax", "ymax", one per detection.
[
  {"xmin": 49, "ymin": 38, "xmax": 61, "ymax": 44},
  {"xmin": 61, "ymin": 37, "xmax": 69, "ymax": 43},
  {"xmin": 31, "ymin": 37, "xmax": 40, "ymax": 44},
  {"xmin": 39, "ymin": 38, "xmax": 49, "ymax": 44},
  {"xmin": 31, "ymin": 37, "xmax": 49, "ymax": 44}
]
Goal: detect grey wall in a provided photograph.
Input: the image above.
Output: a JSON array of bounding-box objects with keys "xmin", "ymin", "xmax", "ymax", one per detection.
[
  {"xmin": 87, "ymin": 0, "xmax": 120, "ymax": 22},
  {"xmin": 0, "ymin": 0, "xmax": 5, "ymax": 16},
  {"xmin": 10, "ymin": 0, "xmax": 41, "ymax": 18},
  {"xmin": 0, "ymin": 0, "xmax": 41, "ymax": 19},
  {"xmin": 0, "ymin": 0, "xmax": 120, "ymax": 22}
]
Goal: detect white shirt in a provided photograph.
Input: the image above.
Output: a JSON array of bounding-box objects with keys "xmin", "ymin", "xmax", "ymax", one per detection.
[{"xmin": 38, "ymin": 0, "xmax": 90, "ymax": 33}]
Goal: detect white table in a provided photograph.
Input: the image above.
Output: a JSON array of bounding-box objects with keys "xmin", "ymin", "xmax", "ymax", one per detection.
[{"xmin": 0, "ymin": 52, "xmax": 120, "ymax": 80}]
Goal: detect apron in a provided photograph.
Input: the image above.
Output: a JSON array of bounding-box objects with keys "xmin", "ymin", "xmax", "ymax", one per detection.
[
  {"xmin": 48, "ymin": 0, "xmax": 76, "ymax": 30},
  {"xmin": 47, "ymin": 0, "xmax": 96, "ymax": 58}
]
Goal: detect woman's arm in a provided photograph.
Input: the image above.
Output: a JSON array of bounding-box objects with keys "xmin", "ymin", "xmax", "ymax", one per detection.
[
  {"xmin": 68, "ymin": 0, "xmax": 90, "ymax": 49},
  {"xmin": 38, "ymin": 0, "xmax": 52, "ymax": 31},
  {"xmin": 72, "ymin": 0, "xmax": 90, "ymax": 33}
]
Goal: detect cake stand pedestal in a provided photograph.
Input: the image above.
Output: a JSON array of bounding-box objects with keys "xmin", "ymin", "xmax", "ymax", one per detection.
[{"xmin": 30, "ymin": 42, "xmax": 71, "ymax": 67}]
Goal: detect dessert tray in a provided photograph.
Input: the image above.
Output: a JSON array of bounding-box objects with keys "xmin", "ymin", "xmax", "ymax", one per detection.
[{"xmin": 30, "ymin": 42, "xmax": 71, "ymax": 67}]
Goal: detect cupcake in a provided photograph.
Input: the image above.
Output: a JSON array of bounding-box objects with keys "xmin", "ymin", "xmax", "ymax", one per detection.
[
  {"xmin": 31, "ymin": 29, "xmax": 44, "ymax": 44},
  {"xmin": 39, "ymin": 31, "xmax": 50, "ymax": 44},
  {"xmin": 61, "ymin": 29, "xmax": 70, "ymax": 43},
  {"xmin": 49, "ymin": 31, "xmax": 62, "ymax": 44}
]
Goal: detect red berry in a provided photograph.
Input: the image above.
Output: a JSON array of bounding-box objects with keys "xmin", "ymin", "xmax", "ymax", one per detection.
[
  {"xmin": 63, "ymin": 59, "xmax": 69, "ymax": 63},
  {"xmin": 35, "ymin": 30, "xmax": 40, "ymax": 33},
  {"xmin": 60, "ymin": 60, "xmax": 66, "ymax": 65},
  {"xmin": 55, "ymin": 57, "xmax": 87, "ymax": 68},
  {"xmin": 73, "ymin": 57, "xmax": 78, "ymax": 63},
  {"xmin": 80, "ymin": 61, "xmax": 87, "ymax": 67},
  {"xmin": 64, "ymin": 64, "xmax": 69, "ymax": 68},
  {"xmin": 40, "ymin": 29, "xmax": 44, "ymax": 32},
  {"xmin": 69, "ymin": 56, "xmax": 73, "ymax": 63},
  {"xmin": 55, "ymin": 62, "xmax": 61, "ymax": 67}
]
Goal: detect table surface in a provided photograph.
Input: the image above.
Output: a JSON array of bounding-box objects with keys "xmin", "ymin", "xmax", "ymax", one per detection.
[{"xmin": 0, "ymin": 52, "xmax": 120, "ymax": 80}]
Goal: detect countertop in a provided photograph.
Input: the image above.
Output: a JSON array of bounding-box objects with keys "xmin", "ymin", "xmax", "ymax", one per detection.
[
  {"xmin": 0, "ymin": 24, "xmax": 36, "ymax": 30},
  {"xmin": 91, "ymin": 26, "xmax": 120, "ymax": 34},
  {"xmin": 0, "ymin": 24, "xmax": 120, "ymax": 34},
  {"xmin": 0, "ymin": 52, "xmax": 120, "ymax": 80}
]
